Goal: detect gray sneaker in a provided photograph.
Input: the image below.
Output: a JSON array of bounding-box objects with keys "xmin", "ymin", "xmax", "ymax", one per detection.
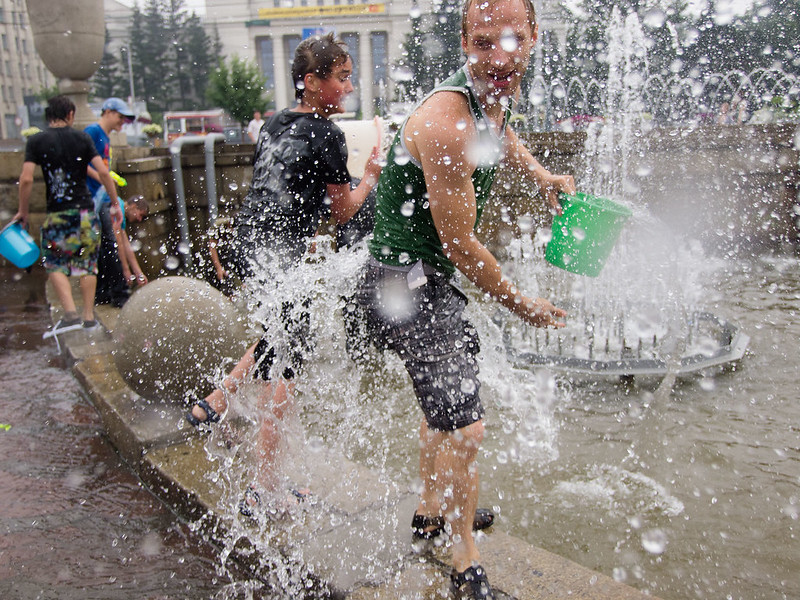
[
  {"xmin": 82, "ymin": 320, "xmax": 102, "ymax": 332},
  {"xmin": 43, "ymin": 317, "xmax": 83, "ymax": 339}
]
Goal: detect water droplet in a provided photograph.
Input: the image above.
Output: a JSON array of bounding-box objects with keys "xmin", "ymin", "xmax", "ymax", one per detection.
[
  {"xmin": 400, "ymin": 201, "xmax": 415, "ymax": 217},
  {"xmin": 390, "ymin": 65, "xmax": 414, "ymax": 83},
  {"xmin": 228, "ymin": 182, "xmax": 239, "ymax": 191},
  {"xmin": 499, "ymin": 28, "xmax": 518, "ymax": 52},
  {"xmin": 409, "ymin": 5, "xmax": 421, "ymax": 18},
  {"xmin": 164, "ymin": 256, "xmax": 180, "ymax": 270},
  {"xmin": 177, "ymin": 242, "xmax": 190, "ymax": 255},
  {"xmin": 529, "ymin": 85, "xmax": 546, "ymax": 106},
  {"xmin": 517, "ymin": 215, "xmax": 533, "ymax": 233},
  {"xmin": 456, "ymin": 119, "xmax": 468, "ymax": 131},
  {"xmin": 635, "ymin": 164, "xmax": 653, "ymax": 177},
  {"xmin": 643, "ymin": 8, "xmax": 666, "ymax": 28},
  {"xmin": 460, "ymin": 379, "xmax": 476, "ymax": 395},
  {"xmin": 571, "ymin": 227, "xmax": 586, "ymax": 241},
  {"xmin": 699, "ymin": 377, "xmax": 716, "ymax": 391},
  {"xmin": 393, "ymin": 145, "xmax": 410, "ymax": 166},
  {"xmin": 641, "ymin": 529, "xmax": 667, "ymax": 554}
]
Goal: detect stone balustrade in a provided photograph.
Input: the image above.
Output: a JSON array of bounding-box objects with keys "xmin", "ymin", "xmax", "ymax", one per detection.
[{"xmin": 2, "ymin": 124, "xmax": 797, "ymax": 272}]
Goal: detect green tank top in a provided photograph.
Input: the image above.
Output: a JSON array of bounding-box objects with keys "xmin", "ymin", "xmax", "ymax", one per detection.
[{"xmin": 368, "ymin": 66, "xmax": 510, "ymax": 274}]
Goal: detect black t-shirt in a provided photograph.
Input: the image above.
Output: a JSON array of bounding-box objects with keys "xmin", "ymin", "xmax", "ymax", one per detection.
[
  {"xmin": 24, "ymin": 126, "xmax": 98, "ymax": 212},
  {"xmin": 236, "ymin": 110, "xmax": 351, "ymax": 261}
]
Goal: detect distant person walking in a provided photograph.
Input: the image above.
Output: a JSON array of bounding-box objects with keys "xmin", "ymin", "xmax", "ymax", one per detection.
[
  {"xmin": 246, "ymin": 110, "xmax": 265, "ymax": 143},
  {"xmin": 13, "ymin": 95, "xmax": 122, "ymax": 334},
  {"xmin": 717, "ymin": 102, "xmax": 734, "ymax": 125}
]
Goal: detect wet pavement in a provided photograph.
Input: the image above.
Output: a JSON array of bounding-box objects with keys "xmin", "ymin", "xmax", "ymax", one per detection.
[{"xmin": 0, "ymin": 268, "xmax": 232, "ymax": 600}]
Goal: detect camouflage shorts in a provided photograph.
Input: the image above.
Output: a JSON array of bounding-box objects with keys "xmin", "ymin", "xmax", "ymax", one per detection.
[{"xmin": 41, "ymin": 208, "xmax": 101, "ymax": 276}]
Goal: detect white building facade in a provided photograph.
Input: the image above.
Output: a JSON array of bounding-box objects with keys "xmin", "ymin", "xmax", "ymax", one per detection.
[
  {"xmin": 205, "ymin": 0, "xmax": 566, "ymax": 119},
  {"xmin": 0, "ymin": 0, "xmax": 54, "ymax": 138}
]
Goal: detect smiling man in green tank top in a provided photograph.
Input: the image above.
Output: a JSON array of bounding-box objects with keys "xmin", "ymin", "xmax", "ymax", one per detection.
[{"xmin": 356, "ymin": 0, "xmax": 575, "ymax": 597}]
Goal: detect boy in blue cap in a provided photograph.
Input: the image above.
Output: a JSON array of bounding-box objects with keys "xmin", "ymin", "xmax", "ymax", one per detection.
[{"xmin": 85, "ymin": 97, "xmax": 138, "ymax": 306}]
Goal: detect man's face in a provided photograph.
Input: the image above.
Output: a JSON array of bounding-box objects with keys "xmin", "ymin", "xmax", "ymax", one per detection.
[
  {"xmin": 254, "ymin": 111, "xmax": 261, "ymax": 120},
  {"xmin": 462, "ymin": 0, "xmax": 537, "ymax": 105}
]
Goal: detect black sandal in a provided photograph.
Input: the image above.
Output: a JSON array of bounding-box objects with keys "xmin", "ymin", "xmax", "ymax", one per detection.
[
  {"xmin": 411, "ymin": 507, "xmax": 494, "ymax": 540},
  {"xmin": 451, "ymin": 565, "xmax": 495, "ymax": 600},
  {"xmin": 185, "ymin": 399, "xmax": 221, "ymax": 428}
]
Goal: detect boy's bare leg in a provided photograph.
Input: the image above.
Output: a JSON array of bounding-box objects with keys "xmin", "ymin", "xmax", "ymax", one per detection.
[
  {"xmin": 78, "ymin": 275, "xmax": 97, "ymax": 322},
  {"xmin": 48, "ymin": 271, "xmax": 78, "ymax": 317},
  {"xmin": 191, "ymin": 341, "xmax": 258, "ymax": 421},
  {"xmin": 256, "ymin": 377, "xmax": 294, "ymax": 492}
]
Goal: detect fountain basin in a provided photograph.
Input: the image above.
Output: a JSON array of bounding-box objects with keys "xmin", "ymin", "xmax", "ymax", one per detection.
[{"xmin": 500, "ymin": 311, "xmax": 749, "ymax": 379}]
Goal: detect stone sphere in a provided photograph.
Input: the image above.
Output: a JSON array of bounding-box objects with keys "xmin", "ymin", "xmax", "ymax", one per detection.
[{"xmin": 113, "ymin": 276, "xmax": 250, "ymax": 404}]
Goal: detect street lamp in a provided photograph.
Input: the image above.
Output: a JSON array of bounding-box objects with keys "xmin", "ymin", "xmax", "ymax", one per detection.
[{"xmin": 121, "ymin": 45, "xmax": 136, "ymax": 108}]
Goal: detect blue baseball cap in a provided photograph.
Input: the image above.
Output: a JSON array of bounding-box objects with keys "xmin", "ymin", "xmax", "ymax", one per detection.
[{"xmin": 101, "ymin": 97, "xmax": 135, "ymax": 120}]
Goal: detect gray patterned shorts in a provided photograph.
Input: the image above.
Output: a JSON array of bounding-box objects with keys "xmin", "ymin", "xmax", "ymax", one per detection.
[{"xmin": 355, "ymin": 261, "xmax": 483, "ymax": 432}]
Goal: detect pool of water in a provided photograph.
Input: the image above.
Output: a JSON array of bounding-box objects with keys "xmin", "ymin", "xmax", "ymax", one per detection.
[
  {"xmin": 485, "ymin": 254, "xmax": 800, "ymax": 600},
  {"xmin": 3, "ymin": 247, "xmax": 797, "ymax": 600},
  {"xmin": 0, "ymin": 268, "xmax": 244, "ymax": 599},
  {"xmin": 287, "ymin": 247, "xmax": 799, "ymax": 600}
]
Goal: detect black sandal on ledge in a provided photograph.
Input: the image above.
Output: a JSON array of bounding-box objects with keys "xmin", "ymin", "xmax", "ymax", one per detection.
[
  {"xmin": 185, "ymin": 399, "xmax": 221, "ymax": 428},
  {"xmin": 451, "ymin": 564, "xmax": 496, "ymax": 600},
  {"xmin": 411, "ymin": 507, "xmax": 495, "ymax": 540}
]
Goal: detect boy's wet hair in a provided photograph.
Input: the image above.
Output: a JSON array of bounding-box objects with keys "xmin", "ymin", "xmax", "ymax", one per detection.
[
  {"xmin": 461, "ymin": 0, "xmax": 537, "ymax": 39},
  {"xmin": 45, "ymin": 95, "xmax": 76, "ymax": 123},
  {"xmin": 292, "ymin": 33, "xmax": 350, "ymax": 101},
  {"xmin": 126, "ymin": 196, "xmax": 149, "ymax": 215}
]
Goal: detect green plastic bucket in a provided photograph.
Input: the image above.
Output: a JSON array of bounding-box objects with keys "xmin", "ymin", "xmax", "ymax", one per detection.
[
  {"xmin": 0, "ymin": 220, "xmax": 40, "ymax": 269},
  {"xmin": 545, "ymin": 192, "xmax": 632, "ymax": 277}
]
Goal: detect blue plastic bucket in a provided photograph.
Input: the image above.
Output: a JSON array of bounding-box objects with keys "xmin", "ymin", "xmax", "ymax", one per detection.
[{"xmin": 0, "ymin": 221, "xmax": 40, "ymax": 269}]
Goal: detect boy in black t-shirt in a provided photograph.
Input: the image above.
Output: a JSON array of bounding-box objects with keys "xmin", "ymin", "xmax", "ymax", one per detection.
[
  {"xmin": 186, "ymin": 35, "xmax": 382, "ymax": 513},
  {"xmin": 12, "ymin": 95, "xmax": 122, "ymax": 334}
]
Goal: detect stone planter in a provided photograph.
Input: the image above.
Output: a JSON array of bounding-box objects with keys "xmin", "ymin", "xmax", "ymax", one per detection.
[{"xmin": 26, "ymin": 0, "xmax": 104, "ymax": 129}]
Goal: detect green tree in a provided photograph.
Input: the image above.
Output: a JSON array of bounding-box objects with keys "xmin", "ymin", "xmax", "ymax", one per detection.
[
  {"xmin": 183, "ymin": 14, "xmax": 216, "ymax": 105},
  {"xmin": 35, "ymin": 84, "xmax": 60, "ymax": 102},
  {"xmin": 91, "ymin": 27, "xmax": 126, "ymax": 100},
  {"xmin": 397, "ymin": 0, "xmax": 463, "ymax": 101},
  {"xmin": 129, "ymin": 0, "xmax": 220, "ymax": 113},
  {"xmin": 397, "ymin": 10, "xmax": 428, "ymax": 100},
  {"xmin": 206, "ymin": 56, "xmax": 268, "ymax": 125}
]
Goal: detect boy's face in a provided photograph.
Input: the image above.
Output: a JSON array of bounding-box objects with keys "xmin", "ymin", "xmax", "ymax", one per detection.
[
  {"xmin": 314, "ymin": 57, "xmax": 355, "ymax": 117},
  {"xmin": 125, "ymin": 204, "xmax": 146, "ymax": 223},
  {"xmin": 105, "ymin": 110, "xmax": 127, "ymax": 132},
  {"xmin": 462, "ymin": 0, "xmax": 537, "ymax": 105}
]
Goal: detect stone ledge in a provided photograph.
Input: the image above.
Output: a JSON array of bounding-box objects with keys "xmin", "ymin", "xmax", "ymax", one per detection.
[{"xmin": 49, "ymin": 281, "xmax": 660, "ymax": 600}]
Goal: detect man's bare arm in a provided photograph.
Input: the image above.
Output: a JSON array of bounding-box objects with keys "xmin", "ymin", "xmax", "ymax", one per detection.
[
  {"xmin": 410, "ymin": 94, "xmax": 565, "ymax": 328},
  {"xmin": 503, "ymin": 127, "xmax": 575, "ymax": 212}
]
